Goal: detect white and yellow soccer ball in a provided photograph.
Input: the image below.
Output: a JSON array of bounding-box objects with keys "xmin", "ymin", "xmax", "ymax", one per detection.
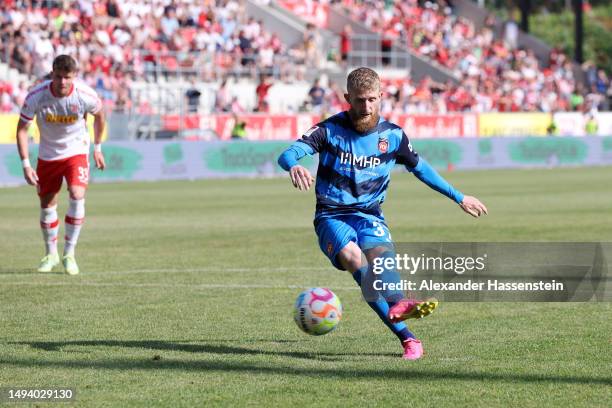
[{"xmin": 293, "ymin": 288, "xmax": 342, "ymax": 335}]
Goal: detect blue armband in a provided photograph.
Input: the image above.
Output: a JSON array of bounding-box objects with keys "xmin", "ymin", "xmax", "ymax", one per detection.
[{"xmin": 411, "ymin": 158, "xmax": 464, "ymax": 203}]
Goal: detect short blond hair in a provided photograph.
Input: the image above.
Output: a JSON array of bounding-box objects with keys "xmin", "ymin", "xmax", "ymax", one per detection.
[{"xmin": 347, "ymin": 67, "xmax": 380, "ymax": 93}]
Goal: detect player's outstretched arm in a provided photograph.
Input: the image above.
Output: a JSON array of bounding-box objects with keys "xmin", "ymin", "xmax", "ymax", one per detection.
[
  {"xmin": 15, "ymin": 119, "xmax": 38, "ymax": 186},
  {"xmin": 459, "ymin": 195, "xmax": 488, "ymax": 218},
  {"xmin": 92, "ymin": 109, "xmax": 106, "ymax": 170},
  {"xmin": 411, "ymin": 158, "xmax": 488, "ymax": 218}
]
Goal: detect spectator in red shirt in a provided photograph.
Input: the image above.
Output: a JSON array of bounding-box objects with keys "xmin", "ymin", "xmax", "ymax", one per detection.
[
  {"xmin": 339, "ymin": 25, "xmax": 352, "ymax": 64},
  {"xmin": 255, "ymin": 74, "xmax": 273, "ymax": 113}
]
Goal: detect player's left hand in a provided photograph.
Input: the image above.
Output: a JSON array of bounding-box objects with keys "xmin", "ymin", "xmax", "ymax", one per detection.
[
  {"xmin": 459, "ymin": 195, "xmax": 488, "ymax": 218},
  {"xmin": 94, "ymin": 150, "xmax": 106, "ymax": 170}
]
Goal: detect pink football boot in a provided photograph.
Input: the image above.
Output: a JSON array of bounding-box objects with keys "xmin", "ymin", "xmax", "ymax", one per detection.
[
  {"xmin": 402, "ymin": 338, "xmax": 424, "ymax": 360},
  {"xmin": 388, "ymin": 298, "xmax": 438, "ymax": 323}
]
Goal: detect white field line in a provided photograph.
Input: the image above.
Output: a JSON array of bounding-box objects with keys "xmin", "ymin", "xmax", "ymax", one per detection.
[
  {"xmin": 0, "ymin": 281, "xmax": 359, "ymax": 290},
  {"xmin": 0, "ymin": 266, "xmax": 332, "ymax": 279},
  {"xmin": 88, "ymin": 266, "xmax": 332, "ymax": 276},
  {"xmin": 0, "ymin": 265, "xmax": 356, "ymax": 290}
]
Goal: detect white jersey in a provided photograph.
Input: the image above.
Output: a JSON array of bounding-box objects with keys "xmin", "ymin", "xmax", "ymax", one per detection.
[{"xmin": 20, "ymin": 79, "xmax": 102, "ymax": 161}]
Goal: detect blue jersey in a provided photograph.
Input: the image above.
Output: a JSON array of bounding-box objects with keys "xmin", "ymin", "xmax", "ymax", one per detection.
[
  {"xmin": 278, "ymin": 111, "xmax": 464, "ymax": 271},
  {"xmin": 295, "ymin": 112, "xmax": 419, "ymax": 216}
]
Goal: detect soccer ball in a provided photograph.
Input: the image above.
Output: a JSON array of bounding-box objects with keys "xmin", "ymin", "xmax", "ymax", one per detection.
[{"xmin": 293, "ymin": 288, "xmax": 342, "ymax": 335}]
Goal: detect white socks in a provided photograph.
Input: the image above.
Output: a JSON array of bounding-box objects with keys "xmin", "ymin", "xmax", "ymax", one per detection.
[
  {"xmin": 63, "ymin": 198, "xmax": 85, "ymax": 256},
  {"xmin": 40, "ymin": 205, "xmax": 59, "ymax": 255}
]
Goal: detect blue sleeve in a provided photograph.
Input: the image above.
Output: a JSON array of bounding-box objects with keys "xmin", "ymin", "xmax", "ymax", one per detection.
[
  {"xmin": 410, "ymin": 158, "xmax": 464, "ymax": 203},
  {"xmin": 277, "ymin": 142, "xmax": 314, "ymax": 171},
  {"xmin": 277, "ymin": 125, "xmax": 326, "ymax": 171}
]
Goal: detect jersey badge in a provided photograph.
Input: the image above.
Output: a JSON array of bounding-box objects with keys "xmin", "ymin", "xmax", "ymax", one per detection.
[{"xmin": 378, "ymin": 137, "xmax": 389, "ymax": 153}]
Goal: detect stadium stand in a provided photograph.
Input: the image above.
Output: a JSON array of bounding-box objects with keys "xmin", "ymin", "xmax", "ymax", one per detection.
[
  {"xmin": 0, "ymin": 0, "xmax": 312, "ymax": 113},
  {"xmin": 341, "ymin": 0, "xmax": 610, "ymax": 113},
  {"xmin": 0, "ymin": 0, "xmax": 609, "ymax": 117}
]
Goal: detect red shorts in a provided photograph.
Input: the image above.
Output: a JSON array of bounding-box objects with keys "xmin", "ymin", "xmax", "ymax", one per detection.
[{"xmin": 36, "ymin": 154, "xmax": 89, "ymax": 197}]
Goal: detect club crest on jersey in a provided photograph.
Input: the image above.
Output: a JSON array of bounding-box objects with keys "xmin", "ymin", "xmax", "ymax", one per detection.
[
  {"xmin": 69, "ymin": 104, "xmax": 79, "ymax": 113},
  {"xmin": 378, "ymin": 137, "xmax": 389, "ymax": 153},
  {"xmin": 327, "ymin": 242, "xmax": 333, "ymax": 255}
]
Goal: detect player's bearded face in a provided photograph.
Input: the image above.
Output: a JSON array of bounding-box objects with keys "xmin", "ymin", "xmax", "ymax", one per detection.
[
  {"xmin": 345, "ymin": 87, "xmax": 382, "ymax": 133},
  {"xmin": 51, "ymin": 70, "xmax": 76, "ymax": 97}
]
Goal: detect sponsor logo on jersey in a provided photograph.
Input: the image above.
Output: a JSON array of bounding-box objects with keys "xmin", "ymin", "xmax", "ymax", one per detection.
[
  {"xmin": 339, "ymin": 151, "xmax": 381, "ymax": 168},
  {"xmin": 378, "ymin": 137, "xmax": 389, "ymax": 153},
  {"xmin": 303, "ymin": 126, "xmax": 319, "ymax": 137},
  {"xmin": 45, "ymin": 113, "xmax": 78, "ymax": 124}
]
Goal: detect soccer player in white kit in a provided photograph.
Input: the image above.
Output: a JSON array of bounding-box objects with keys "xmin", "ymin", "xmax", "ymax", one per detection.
[{"xmin": 15, "ymin": 55, "xmax": 106, "ymax": 275}]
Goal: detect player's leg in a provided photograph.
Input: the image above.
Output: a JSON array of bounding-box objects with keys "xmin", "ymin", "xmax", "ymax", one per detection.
[
  {"xmin": 316, "ymin": 216, "xmax": 428, "ymax": 359},
  {"xmin": 363, "ymin": 245, "xmax": 441, "ymax": 359},
  {"xmin": 363, "ymin": 245, "xmax": 438, "ymax": 323},
  {"xmin": 62, "ymin": 155, "xmax": 89, "ymax": 275},
  {"xmin": 337, "ymin": 241, "xmax": 416, "ymax": 345},
  {"xmin": 357, "ymin": 217, "xmax": 437, "ymax": 322},
  {"xmin": 64, "ymin": 184, "xmax": 85, "ymax": 258},
  {"xmin": 358, "ymin": 217, "xmax": 437, "ymax": 359},
  {"xmin": 357, "ymin": 217, "xmax": 404, "ymax": 305},
  {"xmin": 36, "ymin": 159, "xmax": 64, "ymax": 272}
]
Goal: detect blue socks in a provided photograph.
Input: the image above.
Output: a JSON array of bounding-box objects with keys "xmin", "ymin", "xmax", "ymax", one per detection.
[
  {"xmin": 375, "ymin": 251, "xmax": 405, "ymax": 304},
  {"xmin": 352, "ymin": 264, "xmax": 415, "ymax": 342}
]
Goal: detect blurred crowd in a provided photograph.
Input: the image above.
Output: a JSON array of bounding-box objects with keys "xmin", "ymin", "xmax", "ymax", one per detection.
[
  {"xmin": 342, "ymin": 0, "xmax": 611, "ymax": 113},
  {"xmin": 0, "ymin": 79, "xmax": 28, "ymax": 113},
  {"xmin": 1, "ymin": 0, "xmax": 610, "ymax": 115},
  {"xmin": 0, "ymin": 0, "xmax": 312, "ymax": 112}
]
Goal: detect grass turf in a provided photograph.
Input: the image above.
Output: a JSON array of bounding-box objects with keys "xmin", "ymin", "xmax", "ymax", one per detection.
[{"xmin": 0, "ymin": 166, "xmax": 611, "ymax": 407}]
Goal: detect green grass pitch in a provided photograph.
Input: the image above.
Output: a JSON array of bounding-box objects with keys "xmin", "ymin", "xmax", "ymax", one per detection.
[{"xmin": 1, "ymin": 166, "xmax": 611, "ymax": 407}]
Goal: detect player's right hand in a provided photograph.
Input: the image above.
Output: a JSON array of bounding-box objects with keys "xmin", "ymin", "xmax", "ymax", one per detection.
[
  {"xmin": 459, "ymin": 195, "xmax": 488, "ymax": 218},
  {"xmin": 289, "ymin": 165, "xmax": 314, "ymax": 191},
  {"xmin": 23, "ymin": 166, "xmax": 39, "ymax": 186}
]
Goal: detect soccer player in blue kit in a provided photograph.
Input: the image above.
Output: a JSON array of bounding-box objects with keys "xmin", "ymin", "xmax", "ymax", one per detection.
[{"xmin": 278, "ymin": 67, "xmax": 487, "ymax": 360}]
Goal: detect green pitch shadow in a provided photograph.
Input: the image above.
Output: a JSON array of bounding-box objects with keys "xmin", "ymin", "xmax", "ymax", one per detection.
[
  {"xmin": 7, "ymin": 340, "xmax": 612, "ymax": 385},
  {"xmin": 12, "ymin": 340, "xmax": 398, "ymax": 361},
  {"xmin": 1, "ymin": 355, "xmax": 610, "ymax": 386},
  {"xmin": 0, "ymin": 268, "xmax": 57, "ymax": 275}
]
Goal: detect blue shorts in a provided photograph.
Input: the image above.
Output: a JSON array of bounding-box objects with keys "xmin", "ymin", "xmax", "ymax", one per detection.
[{"xmin": 314, "ymin": 213, "xmax": 394, "ymax": 270}]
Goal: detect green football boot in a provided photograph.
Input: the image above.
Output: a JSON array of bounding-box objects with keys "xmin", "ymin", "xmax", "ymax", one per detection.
[
  {"xmin": 62, "ymin": 254, "xmax": 80, "ymax": 276},
  {"xmin": 37, "ymin": 253, "xmax": 60, "ymax": 273}
]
